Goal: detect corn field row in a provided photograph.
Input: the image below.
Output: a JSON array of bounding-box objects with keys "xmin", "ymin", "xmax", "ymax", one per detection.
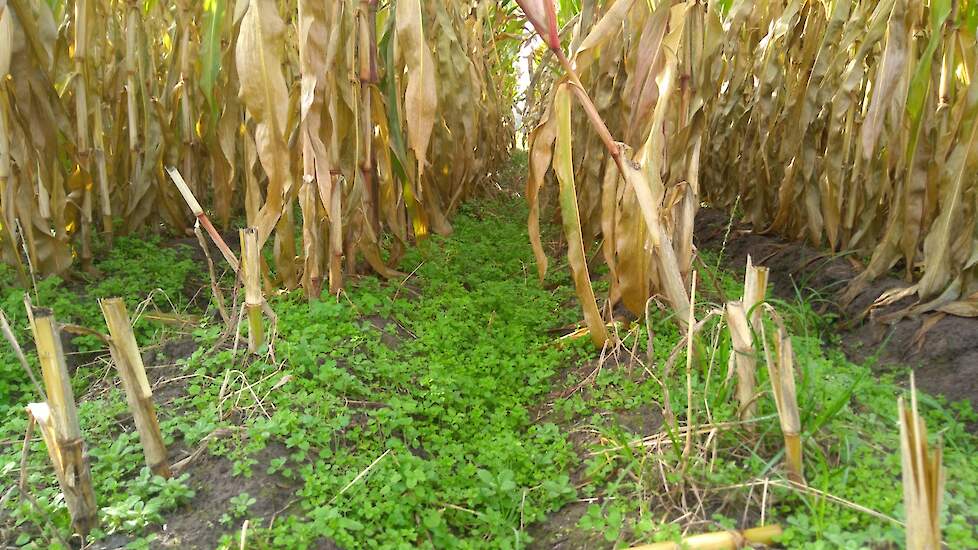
[
  {"xmin": 524, "ymin": 0, "xmax": 978, "ymax": 342},
  {"xmin": 704, "ymin": 0, "xmax": 978, "ymax": 317},
  {"xmin": 0, "ymin": 0, "xmax": 515, "ymax": 297}
]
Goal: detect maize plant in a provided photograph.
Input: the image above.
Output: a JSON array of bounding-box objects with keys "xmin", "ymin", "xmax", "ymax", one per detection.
[
  {"xmin": 521, "ymin": 0, "xmax": 978, "ymax": 343},
  {"xmin": 703, "ymin": 0, "xmax": 978, "ymax": 316},
  {"xmin": 0, "ymin": 0, "xmax": 514, "ymax": 294},
  {"xmin": 7, "ymin": 0, "xmax": 978, "ymax": 328},
  {"xmin": 523, "ymin": 0, "xmax": 723, "ymax": 344}
]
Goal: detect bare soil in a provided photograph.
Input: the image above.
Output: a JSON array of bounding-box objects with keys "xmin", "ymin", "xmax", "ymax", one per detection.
[
  {"xmin": 93, "ymin": 444, "xmax": 313, "ymax": 550},
  {"xmin": 695, "ymin": 208, "xmax": 978, "ymax": 421},
  {"xmin": 150, "ymin": 444, "xmax": 304, "ymax": 549},
  {"xmin": 142, "ymin": 337, "xmax": 199, "ymax": 406},
  {"xmin": 88, "ymin": 330, "xmax": 338, "ymax": 549}
]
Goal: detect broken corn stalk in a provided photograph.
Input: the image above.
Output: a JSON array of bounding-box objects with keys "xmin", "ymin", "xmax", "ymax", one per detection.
[
  {"xmin": 761, "ymin": 305, "xmax": 804, "ymax": 485},
  {"xmin": 27, "ymin": 308, "xmax": 98, "ymax": 536},
  {"xmin": 899, "ymin": 375, "xmax": 944, "ymax": 550},
  {"xmin": 626, "ymin": 524, "xmax": 783, "ymax": 550}
]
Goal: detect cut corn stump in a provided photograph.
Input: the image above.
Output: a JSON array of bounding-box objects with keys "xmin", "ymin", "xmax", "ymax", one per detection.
[
  {"xmin": 100, "ymin": 297, "xmax": 171, "ymax": 478},
  {"xmin": 28, "ymin": 308, "xmax": 98, "ymax": 537},
  {"xmin": 240, "ymin": 227, "xmax": 265, "ymax": 353}
]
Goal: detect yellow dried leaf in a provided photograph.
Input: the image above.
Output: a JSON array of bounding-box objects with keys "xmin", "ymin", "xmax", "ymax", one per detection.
[
  {"xmin": 554, "ymin": 84, "xmax": 608, "ymax": 347},
  {"xmin": 236, "ymin": 0, "xmax": 292, "ymax": 246}
]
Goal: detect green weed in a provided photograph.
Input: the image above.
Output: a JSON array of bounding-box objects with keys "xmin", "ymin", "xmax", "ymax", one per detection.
[{"xmin": 1, "ymin": 196, "xmax": 977, "ymax": 550}]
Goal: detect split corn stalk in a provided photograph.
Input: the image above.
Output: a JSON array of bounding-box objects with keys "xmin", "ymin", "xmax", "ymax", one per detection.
[
  {"xmin": 725, "ymin": 301, "xmax": 757, "ymax": 421},
  {"xmin": 899, "ymin": 375, "xmax": 944, "ymax": 550},
  {"xmin": 726, "ymin": 256, "xmax": 769, "ymax": 420},
  {"xmin": 761, "ymin": 305, "xmax": 804, "ymax": 485},
  {"xmin": 27, "ymin": 308, "xmax": 98, "ymax": 536}
]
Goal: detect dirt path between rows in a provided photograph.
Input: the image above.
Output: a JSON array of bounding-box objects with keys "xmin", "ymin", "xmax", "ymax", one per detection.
[{"xmin": 695, "ymin": 208, "xmax": 978, "ymax": 420}]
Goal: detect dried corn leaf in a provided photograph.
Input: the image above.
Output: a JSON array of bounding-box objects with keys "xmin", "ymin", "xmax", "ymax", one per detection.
[
  {"xmin": 554, "ymin": 84, "xmax": 608, "ymax": 347},
  {"xmin": 236, "ymin": 0, "xmax": 292, "ymax": 247}
]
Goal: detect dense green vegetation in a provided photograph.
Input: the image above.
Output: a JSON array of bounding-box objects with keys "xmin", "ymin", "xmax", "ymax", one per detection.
[
  {"xmin": 4, "ymin": 0, "xmax": 977, "ymax": 546},
  {"xmin": 1, "ymin": 195, "xmax": 977, "ymax": 548},
  {"xmin": 0, "ymin": 237, "xmax": 197, "ymax": 416}
]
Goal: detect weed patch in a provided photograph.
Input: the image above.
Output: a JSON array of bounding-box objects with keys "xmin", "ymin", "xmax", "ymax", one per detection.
[{"xmin": 1, "ymin": 199, "xmax": 977, "ymax": 549}]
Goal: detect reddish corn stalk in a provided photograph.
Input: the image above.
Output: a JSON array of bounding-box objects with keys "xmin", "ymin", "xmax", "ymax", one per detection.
[
  {"xmin": 516, "ymin": 0, "xmax": 623, "ymax": 171},
  {"xmin": 359, "ymin": 0, "xmax": 380, "ymax": 234},
  {"xmin": 517, "ymin": 0, "xmax": 560, "ymax": 51},
  {"xmin": 166, "ymin": 167, "xmax": 240, "ymax": 273},
  {"xmin": 517, "ymin": 0, "xmax": 694, "ymax": 332}
]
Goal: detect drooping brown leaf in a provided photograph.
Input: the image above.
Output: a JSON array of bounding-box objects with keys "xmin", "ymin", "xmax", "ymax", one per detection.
[
  {"xmin": 236, "ymin": 0, "xmax": 292, "ymax": 247},
  {"xmin": 397, "ymin": 0, "xmax": 438, "ymax": 179}
]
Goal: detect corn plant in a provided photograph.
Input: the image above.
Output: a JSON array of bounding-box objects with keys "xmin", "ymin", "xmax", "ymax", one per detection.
[
  {"xmin": 521, "ymin": 0, "xmax": 720, "ymax": 343},
  {"xmin": 0, "ymin": 0, "xmax": 514, "ymax": 295},
  {"xmin": 520, "ymin": 0, "xmax": 978, "ymax": 341},
  {"xmin": 703, "ymin": 0, "xmax": 978, "ymax": 315}
]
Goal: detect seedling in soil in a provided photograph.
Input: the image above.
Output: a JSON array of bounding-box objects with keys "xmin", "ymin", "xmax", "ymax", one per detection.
[{"xmin": 221, "ymin": 493, "xmax": 257, "ymax": 526}]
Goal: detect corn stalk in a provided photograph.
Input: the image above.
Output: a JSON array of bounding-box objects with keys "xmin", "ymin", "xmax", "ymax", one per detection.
[
  {"xmin": 899, "ymin": 375, "xmax": 944, "ymax": 549},
  {"xmin": 521, "ymin": 0, "xmax": 978, "ymax": 338},
  {"xmin": 0, "ymin": 0, "xmax": 514, "ymax": 297},
  {"xmin": 521, "ymin": 0, "xmax": 718, "ymax": 340},
  {"xmin": 703, "ymin": 0, "xmax": 978, "ymax": 317}
]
